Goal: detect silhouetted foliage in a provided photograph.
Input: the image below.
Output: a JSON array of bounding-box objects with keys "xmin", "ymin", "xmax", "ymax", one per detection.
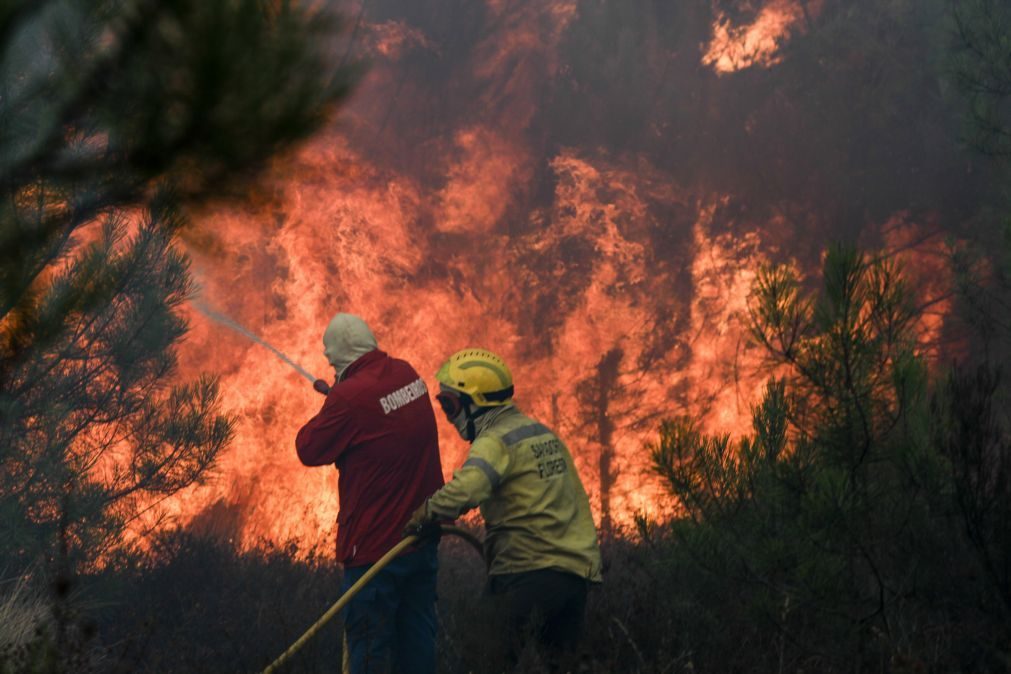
[
  {"xmin": 651, "ymin": 247, "xmax": 1011, "ymax": 671},
  {"xmin": 92, "ymin": 532, "xmax": 341, "ymax": 674},
  {"xmin": 80, "ymin": 529, "xmax": 685, "ymax": 674},
  {"xmin": 951, "ymin": 0, "xmax": 1011, "ymax": 156},
  {"xmin": 932, "ymin": 365, "xmax": 1011, "ymax": 616},
  {"xmin": 0, "ymin": 1, "xmax": 355, "ymax": 670},
  {"xmin": 0, "ymin": 0, "xmax": 355, "ymax": 569}
]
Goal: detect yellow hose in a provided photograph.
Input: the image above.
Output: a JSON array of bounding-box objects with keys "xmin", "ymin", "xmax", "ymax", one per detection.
[{"xmin": 260, "ymin": 526, "xmax": 484, "ymax": 674}]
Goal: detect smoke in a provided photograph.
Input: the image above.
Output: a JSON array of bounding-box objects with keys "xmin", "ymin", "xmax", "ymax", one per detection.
[{"xmin": 162, "ymin": 0, "xmax": 987, "ymax": 553}]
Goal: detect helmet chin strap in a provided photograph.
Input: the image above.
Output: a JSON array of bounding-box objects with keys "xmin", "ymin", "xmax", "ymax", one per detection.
[
  {"xmin": 459, "ymin": 402, "xmax": 490, "ymax": 442},
  {"xmin": 464, "ymin": 414, "xmax": 476, "ymax": 442}
]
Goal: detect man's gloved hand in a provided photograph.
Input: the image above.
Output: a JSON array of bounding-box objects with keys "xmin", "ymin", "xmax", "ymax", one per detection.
[{"xmin": 403, "ymin": 502, "xmax": 441, "ymax": 540}]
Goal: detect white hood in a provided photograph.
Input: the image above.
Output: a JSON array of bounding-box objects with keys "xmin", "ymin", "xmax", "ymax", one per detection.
[{"xmin": 322, "ymin": 313, "xmax": 377, "ymax": 380}]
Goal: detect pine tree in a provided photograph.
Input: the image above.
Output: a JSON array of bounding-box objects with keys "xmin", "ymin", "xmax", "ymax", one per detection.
[
  {"xmin": 651, "ymin": 247, "xmax": 957, "ymax": 669},
  {"xmin": 0, "ymin": 0, "xmax": 356, "ymax": 572},
  {"xmin": 951, "ymin": 0, "xmax": 1011, "ymax": 157}
]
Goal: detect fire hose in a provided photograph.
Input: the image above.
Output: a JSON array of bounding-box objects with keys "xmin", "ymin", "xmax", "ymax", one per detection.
[{"xmin": 261, "ymin": 525, "xmax": 485, "ymax": 674}]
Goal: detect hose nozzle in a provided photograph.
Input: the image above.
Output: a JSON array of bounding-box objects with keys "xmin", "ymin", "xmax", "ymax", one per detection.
[{"xmin": 313, "ymin": 379, "xmax": 331, "ymax": 395}]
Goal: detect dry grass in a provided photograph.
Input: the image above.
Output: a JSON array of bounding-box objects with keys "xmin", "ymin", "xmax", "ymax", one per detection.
[
  {"xmin": 10, "ymin": 522, "xmax": 1008, "ymax": 673},
  {"xmin": 0, "ymin": 571, "xmax": 49, "ymax": 671}
]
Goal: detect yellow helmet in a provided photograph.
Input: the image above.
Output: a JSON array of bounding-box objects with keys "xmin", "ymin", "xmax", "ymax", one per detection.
[{"xmin": 435, "ymin": 349, "xmax": 514, "ymax": 408}]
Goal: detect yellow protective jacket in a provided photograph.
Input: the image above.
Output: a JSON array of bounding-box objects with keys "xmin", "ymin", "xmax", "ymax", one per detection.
[{"xmin": 427, "ymin": 405, "xmax": 602, "ymax": 582}]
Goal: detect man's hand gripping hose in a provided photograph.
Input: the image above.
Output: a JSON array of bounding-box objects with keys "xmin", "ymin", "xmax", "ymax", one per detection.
[
  {"xmin": 403, "ymin": 501, "xmax": 443, "ymax": 540},
  {"xmin": 260, "ymin": 524, "xmax": 483, "ymax": 674}
]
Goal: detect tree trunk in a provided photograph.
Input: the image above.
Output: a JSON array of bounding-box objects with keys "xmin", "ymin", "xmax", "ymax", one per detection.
[{"xmin": 593, "ymin": 348, "xmax": 623, "ymax": 539}]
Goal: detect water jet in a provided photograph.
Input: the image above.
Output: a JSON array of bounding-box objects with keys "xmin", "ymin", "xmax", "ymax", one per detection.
[{"xmin": 192, "ymin": 300, "xmax": 330, "ymax": 394}]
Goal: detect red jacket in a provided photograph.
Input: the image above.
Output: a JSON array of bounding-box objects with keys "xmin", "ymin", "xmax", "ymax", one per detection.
[{"xmin": 295, "ymin": 350, "xmax": 444, "ymax": 566}]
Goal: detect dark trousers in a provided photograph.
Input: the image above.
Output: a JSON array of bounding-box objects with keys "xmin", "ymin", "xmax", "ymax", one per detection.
[
  {"xmin": 485, "ymin": 568, "xmax": 588, "ymax": 659},
  {"xmin": 340, "ymin": 543, "xmax": 438, "ymax": 674}
]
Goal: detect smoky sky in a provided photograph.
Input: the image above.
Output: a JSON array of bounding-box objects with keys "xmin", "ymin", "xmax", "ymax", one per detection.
[
  {"xmin": 307, "ymin": 0, "xmax": 994, "ymax": 370},
  {"xmin": 342, "ymin": 0, "xmax": 990, "ymax": 251}
]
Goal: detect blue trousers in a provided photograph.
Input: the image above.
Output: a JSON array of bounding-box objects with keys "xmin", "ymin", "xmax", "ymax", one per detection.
[{"xmin": 340, "ymin": 542, "xmax": 438, "ymax": 674}]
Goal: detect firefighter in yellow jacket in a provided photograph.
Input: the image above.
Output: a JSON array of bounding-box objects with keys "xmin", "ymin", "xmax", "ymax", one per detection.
[{"xmin": 405, "ymin": 348, "xmax": 602, "ymax": 656}]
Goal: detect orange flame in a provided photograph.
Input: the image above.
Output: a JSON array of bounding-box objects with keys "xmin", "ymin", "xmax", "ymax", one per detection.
[
  {"xmin": 118, "ymin": 0, "xmax": 948, "ymax": 556},
  {"xmin": 703, "ymin": 0, "xmax": 821, "ymax": 74},
  {"xmin": 160, "ymin": 133, "xmax": 779, "ymax": 553}
]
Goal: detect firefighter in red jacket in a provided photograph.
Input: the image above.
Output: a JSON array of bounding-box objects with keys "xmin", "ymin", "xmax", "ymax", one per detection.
[{"xmin": 295, "ymin": 313, "xmax": 444, "ymax": 674}]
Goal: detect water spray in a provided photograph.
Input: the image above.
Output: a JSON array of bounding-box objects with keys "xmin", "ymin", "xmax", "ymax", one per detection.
[{"xmin": 191, "ymin": 301, "xmax": 331, "ymax": 395}]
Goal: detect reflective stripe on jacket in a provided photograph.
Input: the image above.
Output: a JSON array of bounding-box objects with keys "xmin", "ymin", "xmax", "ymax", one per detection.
[{"xmin": 428, "ymin": 405, "xmax": 602, "ymax": 581}]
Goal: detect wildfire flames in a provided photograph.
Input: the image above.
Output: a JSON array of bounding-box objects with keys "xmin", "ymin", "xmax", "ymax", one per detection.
[
  {"xmin": 156, "ymin": 0, "xmax": 946, "ymax": 555},
  {"xmin": 703, "ymin": 0, "xmax": 821, "ymax": 74}
]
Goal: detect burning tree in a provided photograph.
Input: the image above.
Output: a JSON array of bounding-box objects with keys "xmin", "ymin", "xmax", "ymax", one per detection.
[
  {"xmin": 0, "ymin": 0, "xmax": 355, "ymax": 576},
  {"xmin": 575, "ymin": 347, "xmax": 623, "ymax": 538}
]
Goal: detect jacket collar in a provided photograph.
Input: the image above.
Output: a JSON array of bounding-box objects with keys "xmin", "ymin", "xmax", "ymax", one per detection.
[
  {"xmin": 339, "ymin": 349, "xmax": 386, "ymax": 382},
  {"xmin": 473, "ymin": 403, "xmax": 518, "ymax": 439}
]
